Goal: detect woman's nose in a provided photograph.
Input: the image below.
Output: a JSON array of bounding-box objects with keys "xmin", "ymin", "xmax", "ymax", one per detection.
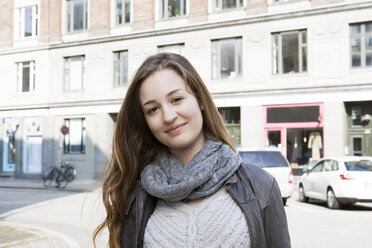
[{"xmin": 163, "ymin": 106, "xmax": 177, "ymax": 123}]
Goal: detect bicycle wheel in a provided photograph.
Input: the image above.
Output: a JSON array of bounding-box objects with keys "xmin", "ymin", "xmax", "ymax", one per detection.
[
  {"xmin": 65, "ymin": 167, "xmax": 76, "ymax": 182},
  {"xmin": 56, "ymin": 172, "xmax": 68, "ymax": 189},
  {"xmin": 43, "ymin": 167, "xmax": 56, "ymax": 188}
]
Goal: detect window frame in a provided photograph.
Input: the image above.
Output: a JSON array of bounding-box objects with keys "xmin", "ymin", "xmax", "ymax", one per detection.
[
  {"xmin": 218, "ymin": 107, "xmax": 241, "ymax": 145},
  {"xmin": 157, "ymin": 43, "xmax": 185, "ymax": 55},
  {"xmin": 352, "ymin": 136, "xmax": 363, "ymax": 156},
  {"xmin": 160, "ymin": 0, "xmax": 186, "ymax": 19},
  {"xmin": 351, "ymin": 105, "xmax": 362, "ymax": 127},
  {"xmin": 16, "ymin": 61, "xmax": 35, "ymax": 93},
  {"xmin": 18, "ymin": 5, "xmax": 39, "ymax": 39},
  {"xmin": 350, "ymin": 22, "xmax": 372, "ymax": 68},
  {"xmin": 63, "ymin": 55, "xmax": 86, "ymax": 91},
  {"xmin": 272, "ymin": 29, "xmax": 307, "ymax": 75},
  {"xmin": 211, "ymin": 37, "xmax": 243, "ymax": 80},
  {"xmin": 213, "ymin": 0, "xmax": 244, "ymax": 12},
  {"xmin": 115, "ymin": 0, "xmax": 131, "ymax": 25},
  {"xmin": 113, "ymin": 50, "xmax": 129, "ymax": 87},
  {"xmin": 65, "ymin": 0, "xmax": 88, "ymax": 33},
  {"xmin": 63, "ymin": 118, "xmax": 86, "ymax": 154}
]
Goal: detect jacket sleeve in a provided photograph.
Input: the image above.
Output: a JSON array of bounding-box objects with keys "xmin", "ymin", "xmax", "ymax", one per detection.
[
  {"xmin": 120, "ymin": 196, "xmax": 137, "ymax": 248},
  {"xmin": 263, "ymin": 179, "xmax": 291, "ymax": 248}
]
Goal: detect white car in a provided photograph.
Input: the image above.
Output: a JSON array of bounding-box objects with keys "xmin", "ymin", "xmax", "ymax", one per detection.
[
  {"xmin": 238, "ymin": 147, "xmax": 294, "ymax": 205},
  {"xmin": 299, "ymin": 156, "xmax": 372, "ymax": 209}
]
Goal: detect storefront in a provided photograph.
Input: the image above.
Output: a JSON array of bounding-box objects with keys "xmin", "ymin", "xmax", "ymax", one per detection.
[
  {"xmin": 263, "ymin": 103, "xmax": 324, "ymax": 168},
  {"xmin": 345, "ymin": 101, "xmax": 372, "ymax": 156}
]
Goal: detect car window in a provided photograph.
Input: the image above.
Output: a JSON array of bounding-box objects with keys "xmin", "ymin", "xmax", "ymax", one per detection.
[
  {"xmin": 322, "ymin": 160, "xmax": 333, "ymax": 172},
  {"xmin": 344, "ymin": 160, "xmax": 372, "ymax": 171},
  {"xmin": 311, "ymin": 162, "xmax": 324, "ymax": 172},
  {"xmin": 331, "ymin": 160, "xmax": 339, "ymax": 171},
  {"xmin": 239, "ymin": 151, "xmax": 289, "ymax": 168}
]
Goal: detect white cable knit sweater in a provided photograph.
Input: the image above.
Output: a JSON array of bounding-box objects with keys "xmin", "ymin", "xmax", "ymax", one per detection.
[{"xmin": 143, "ymin": 188, "xmax": 251, "ymax": 248}]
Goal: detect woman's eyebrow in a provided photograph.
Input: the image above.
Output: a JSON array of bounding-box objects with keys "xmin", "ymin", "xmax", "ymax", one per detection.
[{"xmin": 143, "ymin": 89, "xmax": 182, "ymax": 106}]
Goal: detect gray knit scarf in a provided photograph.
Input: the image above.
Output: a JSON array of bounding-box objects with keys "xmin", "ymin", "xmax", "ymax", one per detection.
[{"xmin": 140, "ymin": 140, "xmax": 241, "ymax": 202}]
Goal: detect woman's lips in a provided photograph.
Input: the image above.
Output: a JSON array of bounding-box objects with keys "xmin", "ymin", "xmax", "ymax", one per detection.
[{"xmin": 165, "ymin": 123, "xmax": 185, "ymax": 135}]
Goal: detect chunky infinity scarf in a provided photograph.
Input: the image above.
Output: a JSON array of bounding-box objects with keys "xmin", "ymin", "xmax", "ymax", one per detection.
[{"xmin": 140, "ymin": 140, "xmax": 241, "ymax": 202}]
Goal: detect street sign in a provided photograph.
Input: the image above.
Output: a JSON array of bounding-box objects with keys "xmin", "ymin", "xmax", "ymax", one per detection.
[{"xmin": 60, "ymin": 125, "xmax": 69, "ymax": 136}]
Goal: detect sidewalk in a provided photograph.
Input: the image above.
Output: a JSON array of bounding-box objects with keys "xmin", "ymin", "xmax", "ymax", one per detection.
[
  {"xmin": 0, "ymin": 177, "xmax": 100, "ymax": 192},
  {"xmin": 0, "ymin": 178, "xmax": 107, "ymax": 248},
  {"xmin": 0, "ymin": 221, "xmax": 75, "ymax": 248}
]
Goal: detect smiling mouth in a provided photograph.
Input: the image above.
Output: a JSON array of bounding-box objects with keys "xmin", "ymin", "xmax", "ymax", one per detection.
[{"xmin": 165, "ymin": 123, "xmax": 185, "ymax": 134}]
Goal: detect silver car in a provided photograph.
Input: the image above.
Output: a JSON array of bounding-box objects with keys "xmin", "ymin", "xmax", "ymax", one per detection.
[
  {"xmin": 238, "ymin": 147, "xmax": 294, "ymax": 205},
  {"xmin": 299, "ymin": 156, "xmax": 372, "ymax": 209}
]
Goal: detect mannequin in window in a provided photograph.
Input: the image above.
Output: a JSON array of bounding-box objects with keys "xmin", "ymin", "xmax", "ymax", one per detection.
[{"xmin": 307, "ymin": 131, "xmax": 322, "ymax": 160}]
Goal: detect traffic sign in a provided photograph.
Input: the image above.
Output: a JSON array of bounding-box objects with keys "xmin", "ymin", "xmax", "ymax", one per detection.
[{"xmin": 60, "ymin": 125, "xmax": 69, "ymax": 136}]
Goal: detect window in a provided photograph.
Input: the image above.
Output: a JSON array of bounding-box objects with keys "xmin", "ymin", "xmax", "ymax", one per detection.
[
  {"xmin": 66, "ymin": 0, "xmax": 88, "ymax": 32},
  {"xmin": 64, "ymin": 56, "xmax": 86, "ymax": 91},
  {"xmin": 214, "ymin": 0, "xmax": 243, "ymax": 11},
  {"xmin": 17, "ymin": 61, "xmax": 35, "ymax": 93},
  {"xmin": 219, "ymin": 107, "xmax": 241, "ymax": 145},
  {"xmin": 310, "ymin": 162, "xmax": 323, "ymax": 173},
  {"xmin": 18, "ymin": 5, "xmax": 38, "ymax": 38},
  {"xmin": 350, "ymin": 22, "xmax": 372, "ymax": 67},
  {"xmin": 64, "ymin": 118, "xmax": 86, "ymax": 154},
  {"xmin": 272, "ymin": 30, "xmax": 307, "ymax": 74},
  {"xmin": 113, "ymin": 51, "xmax": 128, "ymax": 87},
  {"xmin": 212, "ymin": 37, "xmax": 242, "ymax": 79},
  {"xmin": 353, "ymin": 137, "xmax": 362, "ymax": 156},
  {"xmin": 158, "ymin": 43, "xmax": 185, "ymax": 55},
  {"xmin": 351, "ymin": 106, "xmax": 362, "ymax": 126},
  {"xmin": 115, "ymin": 0, "xmax": 131, "ymax": 25},
  {"xmin": 161, "ymin": 0, "xmax": 186, "ymax": 19}
]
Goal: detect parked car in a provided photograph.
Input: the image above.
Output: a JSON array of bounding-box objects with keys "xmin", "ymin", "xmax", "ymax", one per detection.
[
  {"xmin": 299, "ymin": 156, "xmax": 372, "ymax": 209},
  {"xmin": 237, "ymin": 147, "xmax": 294, "ymax": 205}
]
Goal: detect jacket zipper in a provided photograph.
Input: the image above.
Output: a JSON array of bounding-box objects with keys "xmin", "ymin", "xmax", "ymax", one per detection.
[{"xmin": 226, "ymin": 186, "xmax": 254, "ymax": 248}]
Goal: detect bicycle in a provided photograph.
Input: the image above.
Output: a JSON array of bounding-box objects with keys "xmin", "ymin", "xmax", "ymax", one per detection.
[{"xmin": 43, "ymin": 161, "xmax": 76, "ymax": 188}]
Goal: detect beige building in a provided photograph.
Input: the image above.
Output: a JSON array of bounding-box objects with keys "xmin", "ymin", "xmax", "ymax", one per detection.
[{"xmin": 1, "ymin": 0, "xmax": 372, "ymax": 179}]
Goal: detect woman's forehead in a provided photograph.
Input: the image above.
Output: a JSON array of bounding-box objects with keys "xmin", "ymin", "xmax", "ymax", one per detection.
[{"xmin": 139, "ymin": 69, "xmax": 188, "ymax": 102}]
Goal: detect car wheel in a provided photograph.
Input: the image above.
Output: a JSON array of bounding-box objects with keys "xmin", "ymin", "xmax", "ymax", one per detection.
[
  {"xmin": 299, "ymin": 185, "xmax": 309, "ymax": 203},
  {"xmin": 326, "ymin": 188, "xmax": 340, "ymax": 209},
  {"xmin": 282, "ymin": 198, "xmax": 287, "ymax": 206}
]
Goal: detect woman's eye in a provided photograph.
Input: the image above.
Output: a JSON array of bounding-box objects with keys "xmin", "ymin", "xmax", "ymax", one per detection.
[
  {"xmin": 147, "ymin": 106, "xmax": 159, "ymax": 114},
  {"xmin": 171, "ymin": 97, "xmax": 184, "ymax": 103}
]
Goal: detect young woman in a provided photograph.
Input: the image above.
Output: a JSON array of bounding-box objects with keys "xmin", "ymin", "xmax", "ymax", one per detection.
[{"xmin": 94, "ymin": 53, "xmax": 291, "ymax": 248}]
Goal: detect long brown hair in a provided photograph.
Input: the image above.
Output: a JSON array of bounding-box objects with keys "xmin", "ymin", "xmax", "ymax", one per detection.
[{"xmin": 93, "ymin": 53, "xmax": 235, "ymax": 247}]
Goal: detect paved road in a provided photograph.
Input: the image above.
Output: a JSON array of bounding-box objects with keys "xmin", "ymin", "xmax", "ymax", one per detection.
[
  {"xmin": 0, "ymin": 188, "xmax": 76, "ymax": 215},
  {"xmin": 285, "ymin": 191, "xmax": 372, "ymax": 248},
  {"xmin": 1, "ymin": 187, "xmax": 372, "ymax": 248},
  {"xmin": 0, "ymin": 188, "xmax": 107, "ymax": 248}
]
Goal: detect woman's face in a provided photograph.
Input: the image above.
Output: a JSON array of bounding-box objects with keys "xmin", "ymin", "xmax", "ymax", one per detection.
[{"xmin": 139, "ymin": 69, "xmax": 205, "ymax": 162}]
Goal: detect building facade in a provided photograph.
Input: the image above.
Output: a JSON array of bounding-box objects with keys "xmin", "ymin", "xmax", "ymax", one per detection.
[{"xmin": 1, "ymin": 0, "xmax": 372, "ymax": 179}]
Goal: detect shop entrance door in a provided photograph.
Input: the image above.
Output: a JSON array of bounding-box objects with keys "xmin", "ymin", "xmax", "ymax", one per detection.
[{"xmin": 23, "ymin": 136, "xmax": 42, "ymax": 173}]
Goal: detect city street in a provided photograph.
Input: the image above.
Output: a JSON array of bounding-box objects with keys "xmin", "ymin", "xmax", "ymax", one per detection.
[
  {"xmin": 286, "ymin": 191, "xmax": 372, "ymax": 248},
  {"xmin": 0, "ymin": 188, "xmax": 76, "ymax": 215},
  {"xmin": 1, "ymin": 186, "xmax": 372, "ymax": 247}
]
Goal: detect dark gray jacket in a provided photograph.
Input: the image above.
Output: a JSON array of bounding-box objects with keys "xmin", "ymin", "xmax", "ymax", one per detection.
[{"xmin": 121, "ymin": 163, "xmax": 291, "ymax": 247}]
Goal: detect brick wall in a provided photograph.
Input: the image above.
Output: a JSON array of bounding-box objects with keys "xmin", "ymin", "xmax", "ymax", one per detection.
[
  {"xmin": 311, "ymin": 0, "xmax": 344, "ymax": 6},
  {"xmin": 39, "ymin": 0, "xmax": 50, "ymax": 43},
  {"xmin": 50, "ymin": 0, "xmax": 62, "ymax": 42},
  {"xmin": 90, "ymin": 0, "xmax": 110, "ymax": 36},
  {"xmin": 189, "ymin": 0, "xmax": 208, "ymax": 23},
  {"xmin": 133, "ymin": 0, "xmax": 154, "ymax": 30},
  {"xmin": 246, "ymin": 0, "xmax": 267, "ymax": 15},
  {"xmin": 0, "ymin": 0, "xmax": 13, "ymax": 47}
]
